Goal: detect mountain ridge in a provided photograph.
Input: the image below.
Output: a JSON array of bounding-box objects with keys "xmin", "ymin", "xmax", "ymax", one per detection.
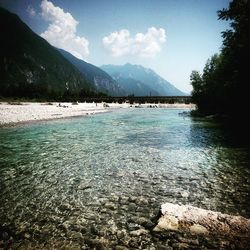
[
  {"xmin": 101, "ymin": 63, "xmax": 186, "ymax": 96},
  {"xmin": 0, "ymin": 7, "xmax": 100, "ymax": 99},
  {"xmin": 0, "ymin": 7, "xmax": 186, "ymax": 99},
  {"xmin": 57, "ymin": 49, "xmax": 125, "ymax": 97}
]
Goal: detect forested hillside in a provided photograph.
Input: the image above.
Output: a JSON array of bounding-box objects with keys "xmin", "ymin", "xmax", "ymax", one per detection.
[{"xmin": 0, "ymin": 8, "xmax": 100, "ymax": 100}]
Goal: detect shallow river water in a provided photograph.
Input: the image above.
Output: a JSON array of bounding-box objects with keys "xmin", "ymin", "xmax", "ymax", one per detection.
[{"xmin": 0, "ymin": 108, "xmax": 250, "ymax": 249}]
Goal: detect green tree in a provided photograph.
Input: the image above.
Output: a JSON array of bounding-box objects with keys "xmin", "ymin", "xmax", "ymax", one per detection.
[{"xmin": 191, "ymin": 0, "xmax": 250, "ymax": 118}]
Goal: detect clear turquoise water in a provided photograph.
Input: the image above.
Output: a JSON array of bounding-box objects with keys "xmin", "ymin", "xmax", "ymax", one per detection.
[{"xmin": 0, "ymin": 108, "xmax": 250, "ymax": 248}]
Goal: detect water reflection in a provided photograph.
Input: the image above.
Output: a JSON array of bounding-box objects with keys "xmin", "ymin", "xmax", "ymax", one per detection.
[{"xmin": 189, "ymin": 118, "xmax": 250, "ymax": 216}]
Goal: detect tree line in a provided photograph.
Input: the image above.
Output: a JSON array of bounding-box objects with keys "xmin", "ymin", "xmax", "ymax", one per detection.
[{"xmin": 190, "ymin": 0, "xmax": 249, "ymax": 119}]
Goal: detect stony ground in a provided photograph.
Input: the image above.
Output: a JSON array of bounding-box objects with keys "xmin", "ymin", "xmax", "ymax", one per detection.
[{"xmin": 1, "ymin": 202, "xmax": 250, "ymax": 249}]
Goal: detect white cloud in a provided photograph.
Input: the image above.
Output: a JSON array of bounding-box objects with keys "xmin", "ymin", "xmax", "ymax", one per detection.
[
  {"xmin": 27, "ymin": 5, "xmax": 36, "ymax": 17},
  {"xmin": 40, "ymin": 0, "xmax": 89, "ymax": 60},
  {"xmin": 102, "ymin": 27, "xmax": 166, "ymax": 57},
  {"xmin": 103, "ymin": 29, "xmax": 132, "ymax": 57}
]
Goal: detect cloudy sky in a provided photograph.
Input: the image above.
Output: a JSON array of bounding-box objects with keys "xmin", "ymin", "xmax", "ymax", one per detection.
[{"xmin": 0, "ymin": 0, "xmax": 230, "ymax": 93}]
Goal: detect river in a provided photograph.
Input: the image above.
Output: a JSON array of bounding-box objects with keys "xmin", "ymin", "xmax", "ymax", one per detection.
[{"xmin": 0, "ymin": 108, "xmax": 249, "ymax": 248}]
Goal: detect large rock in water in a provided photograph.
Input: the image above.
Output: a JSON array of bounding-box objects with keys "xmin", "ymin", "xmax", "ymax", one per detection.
[{"xmin": 153, "ymin": 203, "xmax": 250, "ymax": 249}]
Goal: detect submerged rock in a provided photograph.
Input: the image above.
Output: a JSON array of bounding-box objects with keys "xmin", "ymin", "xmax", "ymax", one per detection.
[{"xmin": 129, "ymin": 229, "xmax": 149, "ymax": 236}]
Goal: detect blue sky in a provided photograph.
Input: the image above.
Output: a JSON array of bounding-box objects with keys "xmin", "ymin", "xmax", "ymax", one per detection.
[{"xmin": 0, "ymin": 0, "xmax": 230, "ymax": 93}]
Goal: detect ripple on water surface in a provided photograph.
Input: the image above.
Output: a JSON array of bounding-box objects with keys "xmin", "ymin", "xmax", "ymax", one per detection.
[{"xmin": 0, "ymin": 108, "xmax": 250, "ymax": 248}]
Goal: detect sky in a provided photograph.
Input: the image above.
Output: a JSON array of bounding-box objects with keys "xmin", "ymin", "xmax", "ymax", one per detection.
[{"xmin": 0, "ymin": 0, "xmax": 231, "ymax": 93}]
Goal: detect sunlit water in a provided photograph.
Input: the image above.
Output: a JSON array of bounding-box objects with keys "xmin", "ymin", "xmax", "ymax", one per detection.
[{"xmin": 0, "ymin": 108, "xmax": 250, "ymax": 248}]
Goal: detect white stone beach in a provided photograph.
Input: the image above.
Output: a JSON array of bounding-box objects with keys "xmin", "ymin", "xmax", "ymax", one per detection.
[{"xmin": 0, "ymin": 102, "xmax": 195, "ymax": 126}]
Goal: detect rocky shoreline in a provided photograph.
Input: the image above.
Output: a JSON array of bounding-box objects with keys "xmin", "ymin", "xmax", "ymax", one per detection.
[
  {"xmin": 0, "ymin": 102, "xmax": 111, "ymax": 127},
  {"xmin": 1, "ymin": 202, "xmax": 249, "ymax": 249},
  {"xmin": 0, "ymin": 102, "xmax": 194, "ymax": 127}
]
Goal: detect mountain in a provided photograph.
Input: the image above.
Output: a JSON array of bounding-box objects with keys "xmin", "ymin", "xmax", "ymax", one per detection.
[
  {"xmin": 112, "ymin": 77, "xmax": 159, "ymax": 97},
  {"xmin": 58, "ymin": 49, "xmax": 125, "ymax": 97},
  {"xmin": 101, "ymin": 63, "xmax": 186, "ymax": 96},
  {"xmin": 0, "ymin": 7, "xmax": 99, "ymax": 99}
]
